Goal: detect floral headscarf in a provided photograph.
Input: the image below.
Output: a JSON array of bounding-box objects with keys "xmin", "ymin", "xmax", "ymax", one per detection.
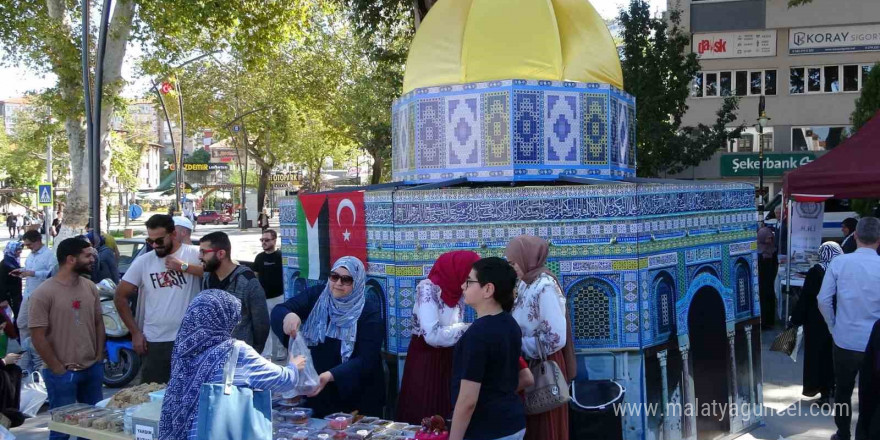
[
  {"xmin": 159, "ymin": 289, "xmax": 242, "ymax": 440},
  {"xmin": 299, "ymin": 256, "xmax": 366, "ymax": 362},
  {"xmin": 2, "ymin": 241, "xmax": 22, "ymax": 270}
]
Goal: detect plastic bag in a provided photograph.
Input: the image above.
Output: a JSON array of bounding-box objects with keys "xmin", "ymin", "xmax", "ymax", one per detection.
[
  {"xmin": 284, "ymin": 333, "xmax": 319, "ymax": 398},
  {"xmin": 790, "ymin": 326, "xmax": 804, "ymax": 363},
  {"xmin": 20, "ymin": 371, "xmax": 48, "ymax": 418}
]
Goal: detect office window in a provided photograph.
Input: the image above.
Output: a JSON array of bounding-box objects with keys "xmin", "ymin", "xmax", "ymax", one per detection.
[
  {"xmin": 706, "ymin": 73, "xmax": 718, "ymax": 96},
  {"xmin": 737, "ymin": 134, "xmax": 754, "ymax": 152},
  {"xmin": 728, "ymin": 127, "xmax": 773, "ymax": 152},
  {"xmin": 792, "ymin": 126, "xmax": 853, "ymax": 151},
  {"xmin": 720, "ymin": 71, "xmax": 732, "ymax": 96},
  {"xmin": 843, "ymin": 65, "xmax": 859, "ymax": 92},
  {"xmin": 790, "ymin": 68, "xmax": 804, "ymax": 94},
  {"xmin": 765, "ymin": 70, "xmax": 777, "ymax": 95},
  {"xmin": 735, "ymin": 71, "xmax": 748, "ymax": 96},
  {"xmin": 751, "ymin": 71, "xmax": 762, "ymax": 95},
  {"xmin": 824, "ymin": 66, "xmax": 840, "ymax": 92},
  {"xmin": 692, "ymin": 74, "xmax": 703, "ymax": 97},
  {"xmin": 807, "ymin": 67, "xmax": 821, "ymax": 92}
]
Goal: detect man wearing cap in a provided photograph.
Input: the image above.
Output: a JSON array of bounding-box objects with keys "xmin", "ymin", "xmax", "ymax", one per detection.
[{"xmin": 164, "ymin": 216, "xmax": 204, "ymax": 277}]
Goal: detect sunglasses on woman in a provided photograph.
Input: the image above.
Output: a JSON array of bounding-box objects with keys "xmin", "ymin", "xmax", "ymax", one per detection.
[{"xmin": 329, "ymin": 271, "xmax": 354, "ymax": 286}]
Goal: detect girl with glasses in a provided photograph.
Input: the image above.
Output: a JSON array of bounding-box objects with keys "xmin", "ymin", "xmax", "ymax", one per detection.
[{"xmin": 269, "ymin": 256, "xmax": 386, "ymax": 418}]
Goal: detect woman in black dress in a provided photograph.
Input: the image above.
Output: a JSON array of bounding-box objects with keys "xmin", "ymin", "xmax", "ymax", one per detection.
[{"xmin": 790, "ymin": 241, "xmax": 842, "ymax": 404}]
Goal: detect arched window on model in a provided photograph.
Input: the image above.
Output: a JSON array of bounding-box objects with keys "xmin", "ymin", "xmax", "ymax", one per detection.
[
  {"xmin": 568, "ymin": 277, "xmax": 617, "ymax": 347},
  {"xmin": 653, "ymin": 272, "xmax": 676, "ymax": 337},
  {"xmin": 735, "ymin": 259, "xmax": 752, "ymax": 316}
]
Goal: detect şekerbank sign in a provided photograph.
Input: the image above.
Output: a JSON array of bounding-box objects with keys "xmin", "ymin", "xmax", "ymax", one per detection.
[
  {"xmin": 720, "ymin": 153, "xmax": 816, "ymax": 177},
  {"xmin": 790, "ymin": 24, "xmax": 880, "ymax": 54}
]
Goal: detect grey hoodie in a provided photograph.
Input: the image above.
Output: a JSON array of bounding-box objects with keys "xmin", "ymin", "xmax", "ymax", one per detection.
[{"xmin": 202, "ymin": 265, "xmax": 270, "ymax": 353}]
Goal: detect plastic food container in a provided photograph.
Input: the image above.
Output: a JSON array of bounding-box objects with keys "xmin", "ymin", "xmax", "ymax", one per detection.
[
  {"xmin": 63, "ymin": 407, "xmax": 103, "ymax": 425},
  {"xmin": 77, "ymin": 409, "xmax": 116, "ymax": 427},
  {"xmin": 148, "ymin": 389, "xmax": 166, "ymax": 402},
  {"xmin": 343, "ymin": 427, "xmax": 372, "ymax": 439},
  {"xmin": 324, "ymin": 413, "xmax": 354, "ymax": 430},
  {"xmin": 402, "ymin": 425, "xmax": 422, "ymax": 433},
  {"xmin": 356, "ymin": 417, "xmax": 379, "ymax": 425},
  {"xmin": 276, "ymin": 426, "xmax": 315, "ymax": 440},
  {"xmin": 277, "ymin": 408, "xmax": 313, "ymax": 424},
  {"xmin": 386, "ymin": 422, "xmax": 408, "ymax": 431},
  {"xmin": 49, "ymin": 403, "xmax": 93, "ymax": 423},
  {"xmin": 92, "ymin": 412, "xmax": 125, "ymax": 432},
  {"xmin": 276, "ymin": 396, "xmax": 304, "ymax": 407}
]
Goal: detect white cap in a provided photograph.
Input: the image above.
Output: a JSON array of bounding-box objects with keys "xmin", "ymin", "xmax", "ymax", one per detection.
[{"xmin": 173, "ymin": 216, "xmax": 194, "ymax": 231}]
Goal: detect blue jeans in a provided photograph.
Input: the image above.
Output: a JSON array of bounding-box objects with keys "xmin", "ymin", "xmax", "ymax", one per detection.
[
  {"xmin": 466, "ymin": 429, "xmax": 526, "ymax": 440},
  {"xmin": 43, "ymin": 363, "xmax": 104, "ymax": 440}
]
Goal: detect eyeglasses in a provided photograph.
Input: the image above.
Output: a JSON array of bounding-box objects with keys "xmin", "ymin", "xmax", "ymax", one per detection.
[
  {"xmin": 145, "ymin": 235, "xmax": 170, "ymax": 247},
  {"xmin": 199, "ymin": 248, "xmax": 219, "ymax": 256},
  {"xmin": 329, "ymin": 272, "xmax": 354, "ymax": 286},
  {"xmin": 464, "ymin": 278, "xmax": 481, "ymax": 288}
]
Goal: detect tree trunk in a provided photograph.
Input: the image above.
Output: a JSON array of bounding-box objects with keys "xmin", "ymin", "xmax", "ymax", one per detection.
[
  {"xmin": 413, "ymin": 0, "xmax": 438, "ymax": 29},
  {"xmin": 370, "ymin": 154, "xmax": 383, "ymax": 184},
  {"xmin": 257, "ymin": 165, "xmax": 271, "ymax": 214}
]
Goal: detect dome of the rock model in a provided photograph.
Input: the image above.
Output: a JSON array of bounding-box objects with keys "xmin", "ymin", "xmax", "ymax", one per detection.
[{"xmin": 402, "ymin": 0, "xmax": 624, "ymax": 93}]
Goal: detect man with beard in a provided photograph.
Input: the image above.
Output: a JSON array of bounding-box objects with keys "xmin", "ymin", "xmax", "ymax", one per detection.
[
  {"xmin": 29, "ymin": 237, "xmax": 105, "ymax": 440},
  {"xmin": 254, "ymin": 229, "xmax": 287, "ymax": 360},
  {"xmin": 199, "ymin": 231, "xmax": 270, "ymax": 352},
  {"xmin": 115, "ymin": 215, "xmax": 201, "ymax": 384}
]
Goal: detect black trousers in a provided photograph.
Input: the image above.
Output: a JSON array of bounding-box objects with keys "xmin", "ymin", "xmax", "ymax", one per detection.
[
  {"xmin": 833, "ymin": 344, "xmax": 865, "ymax": 439},
  {"xmin": 140, "ymin": 341, "xmax": 174, "ymax": 385},
  {"xmin": 758, "ymin": 255, "xmax": 778, "ymax": 326}
]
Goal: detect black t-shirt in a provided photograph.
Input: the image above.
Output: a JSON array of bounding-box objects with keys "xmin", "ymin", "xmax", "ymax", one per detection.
[
  {"xmin": 451, "ymin": 312, "xmax": 525, "ymax": 440},
  {"xmin": 253, "ymin": 251, "xmax": 283, "ymax": 299}
]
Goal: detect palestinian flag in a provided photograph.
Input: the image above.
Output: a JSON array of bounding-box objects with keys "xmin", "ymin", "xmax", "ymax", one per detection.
[{"xmin": 296, "ymin": 194, "xmax": 330, "ymax": 280}]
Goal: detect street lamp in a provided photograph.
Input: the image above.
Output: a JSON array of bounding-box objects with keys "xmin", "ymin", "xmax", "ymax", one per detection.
[{"xmin": 756, "ymin": 96, "xmax": 771, "ymax": 220}]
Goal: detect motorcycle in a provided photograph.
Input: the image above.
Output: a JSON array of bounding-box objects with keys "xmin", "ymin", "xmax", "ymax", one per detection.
[{"xmin": 96, "ymin": 279, "xmax": 141, "ymax": 387}]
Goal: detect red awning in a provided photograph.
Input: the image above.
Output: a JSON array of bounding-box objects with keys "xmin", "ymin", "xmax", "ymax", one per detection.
[{"xmin": 783, "ymin": 109, "xmax": 880, "ymax": 199}]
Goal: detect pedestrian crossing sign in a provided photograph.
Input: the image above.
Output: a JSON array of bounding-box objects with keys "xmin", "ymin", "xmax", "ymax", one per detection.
[{"xmin": 38, "ymin": 183, "xmax": 53, "ymax": 207}]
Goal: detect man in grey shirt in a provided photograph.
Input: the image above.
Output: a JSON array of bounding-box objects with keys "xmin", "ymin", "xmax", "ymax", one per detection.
[
  {"xmin": 818, "ymin": 216, "xmax": 880, "ymax": 440},
  {"xmin": 199, "ymin": 231, "xmax": 270, "ymax": 353}
]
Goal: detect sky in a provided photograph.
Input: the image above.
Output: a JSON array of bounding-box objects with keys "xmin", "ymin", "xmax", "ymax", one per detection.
[{"xmin": 0, "ymin": 0, "xmax": 668, "ymax": 100}]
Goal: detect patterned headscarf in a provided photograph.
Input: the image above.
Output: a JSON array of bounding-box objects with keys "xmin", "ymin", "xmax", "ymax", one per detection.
[
  {"xmin": 505, "ymin": 235, "xmax": 558, "ymax": 285},
  {"xmin": 159, "ymin": 290, "xmax": 242, "ymax": 440},
  {"xmin": 2, "ymin": 241, "xmax": 22, "ymax": 270},
  {"xmin": 428, "ymin": 251, "xmax": 481, "ymax": 308},
  {"xmin": 818, "ymin": 241, "xmax": 844, "ymax": 270},
  {"xmin": 300, "ymin": 256, "xmax": 366, "ymax": 362}
]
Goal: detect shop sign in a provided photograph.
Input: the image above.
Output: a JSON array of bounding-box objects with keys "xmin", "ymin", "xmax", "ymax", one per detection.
[
  {"xmin": 271, "ymin": 173, "xmax": 301, "ymax": 186},
  {"xmin": 693, "ymin": 30, "xmax": 776, "ymax": 59},
  {"xmin": 181, "ymin": 163, "xmax": 230, "ymax": 171},
  {"xmin": 720, "ymin": 153, "xmax": 815, "ymax": 177},
  {"xmin": 790, "ymin": 24, "xmax": 880, "ymax": 54}
]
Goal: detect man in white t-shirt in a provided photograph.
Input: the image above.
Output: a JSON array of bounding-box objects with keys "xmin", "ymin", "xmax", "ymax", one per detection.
[{"xmin": 114, "ymin": 214, "xmax": 202, "ymax": 384}]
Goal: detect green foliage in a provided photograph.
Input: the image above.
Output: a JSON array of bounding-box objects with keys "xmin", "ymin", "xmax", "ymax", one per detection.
[
  {"xmin": 190, "ymin": 148, "xmax": 211, "ymax": 163},
  {"xmin": 619, "ymin": 1, "xmax": 742, "ymax": 176},
  {"xmin": 0, "ymin": 100, "xmax": 68, "ymax": 190},
  {"xmin": 851, "ymin": 63, "xmax": 880, "ymax": 130}
]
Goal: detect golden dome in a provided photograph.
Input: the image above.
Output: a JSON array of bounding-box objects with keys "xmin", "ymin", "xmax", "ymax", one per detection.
[{"xmin": 402, "ymin": 0, "xmax": 624, "ymax": 93}]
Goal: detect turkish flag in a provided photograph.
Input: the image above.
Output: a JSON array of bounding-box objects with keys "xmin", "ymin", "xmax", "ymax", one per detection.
[{"xmin": 328, "ymin": 191, "xmax": 367, "ymax": 267}]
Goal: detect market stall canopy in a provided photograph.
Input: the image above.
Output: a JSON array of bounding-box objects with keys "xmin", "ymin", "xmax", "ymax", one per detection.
[
  {"xmin": 783, "ymin": 110, "xmax": 880, "ymax": 199},
  {"xmin": 402, "ymin": 0, "xmax": 623, "ymax": 93}
]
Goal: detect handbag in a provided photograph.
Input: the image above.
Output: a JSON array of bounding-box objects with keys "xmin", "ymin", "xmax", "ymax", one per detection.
[
  {"xmin": 195, "ymin": 342, "xmax": 273, "ymax": 440},
  {"xmin": 770, "ymin": 326, "xmax": 799, "ymax": 356},
  {"xmin": 523, "ymin": 339, "xmax": 570, "ymax": 415}
]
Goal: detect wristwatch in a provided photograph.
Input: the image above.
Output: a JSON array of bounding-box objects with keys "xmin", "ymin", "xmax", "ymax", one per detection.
[{"xmin": 180, "ymin": 262, "xmax": 190, "ymax": 272}]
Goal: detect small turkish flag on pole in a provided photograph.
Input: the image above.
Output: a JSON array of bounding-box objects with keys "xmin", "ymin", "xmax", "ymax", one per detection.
[
  {"xmin": 159, "ymin": 82, "xmax": 173, "ymax": 94},
  {"xmin": 328, "ymin": 191, "xmax": 367, "ymax": 266}
]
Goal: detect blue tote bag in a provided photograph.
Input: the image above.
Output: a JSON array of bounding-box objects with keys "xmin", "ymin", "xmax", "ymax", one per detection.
[{"xmin": 196, "ymin": 342, "xmax": 273, "ymax": 440}]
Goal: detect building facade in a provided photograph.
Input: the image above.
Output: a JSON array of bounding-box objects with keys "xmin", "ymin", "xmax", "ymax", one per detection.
[{"xmin": 671, "ymin": 0, "xmax": 880, "ymax": 201}]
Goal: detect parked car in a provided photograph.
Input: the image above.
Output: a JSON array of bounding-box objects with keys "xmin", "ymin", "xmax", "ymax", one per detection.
[
  {"xmin": 197, "ymin": 210, "xmax": 233, "ymax": 225},
  {"xmin": 763, "ymin": 193, "xmax": 858, "ymax": 240},
  {"xmin": 116, "ymin": 238, "xmax": 252, "ymax": 279}
]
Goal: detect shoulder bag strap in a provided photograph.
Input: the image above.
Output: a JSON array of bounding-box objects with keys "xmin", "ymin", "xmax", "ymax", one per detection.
[{"xmin": 223, "ymin": 342, "xmax": 241, "ymax": 395}]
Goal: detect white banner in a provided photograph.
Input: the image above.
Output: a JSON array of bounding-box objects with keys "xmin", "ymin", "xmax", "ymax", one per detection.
[
  {"xmin": 790, "ymin": 24, "xmax": 880, "ymax": 54},
  {"xmin": 693, "ymin": 30, "xmax": 777, "ymax": 59},
  {"xmin": 789, "ymin": 201, "xmax": 825, "ymax": 263}
]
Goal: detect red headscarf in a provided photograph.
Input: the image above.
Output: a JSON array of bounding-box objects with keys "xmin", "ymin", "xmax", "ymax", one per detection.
[{"xmin": 428, "ymin": 251, "xmax": 482, "ymax": 308}]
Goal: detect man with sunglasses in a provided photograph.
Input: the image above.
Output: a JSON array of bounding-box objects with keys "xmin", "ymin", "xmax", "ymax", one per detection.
[
  {"xmin": 254, "ymin": 229, "xmax": 287, "ymax": 360},
  {"xmin": 199, "ymin": 231, "xmax": 270, "ymax": 353},
  {"xmin": 114, "ymin": 214, "xmax": 202, "ymax": 384}
]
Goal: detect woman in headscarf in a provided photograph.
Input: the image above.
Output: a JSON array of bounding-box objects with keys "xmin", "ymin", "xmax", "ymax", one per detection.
[
  {"xmin": 271, "ymin": 256, "xmax": 386, "ymax": 417},
  {"xmin": 159, "ymin": 289, "xmax": 305, "ymax": 440},
  {"xmin": 85, "ymin": 231, "xmax": 119, "ymax": 284},
  {"xmin": 0, "ymin": 241, "xmax": 23, "ymax": 326},
  {"xmin": 396, "ymin": 250, "xmax": 481, "ymax": 424},
  {"xmin": 790, "ymin": 241, "xmax": 843, "ymax": 404},
  {"xmin": 505, "ymin": 235, "xmax": 572, "ymax": 440}
]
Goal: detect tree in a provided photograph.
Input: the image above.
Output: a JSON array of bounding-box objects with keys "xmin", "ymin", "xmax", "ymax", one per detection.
[
  {"xmin": 619, "ymin": 1, "xmax": 742, "ymax": 177},
  {"xmin": 190, "ymin": 148, "xmax": 211, "ymax": 164},
  {"xmin": 0, "ymin": 101, "xmax": 69, "ymax": 192},
  {"xmin": 0, "ymin": 0, "xmax": 309, "ymax": 236},
  {"xmin": 851, "ymin": 63, "xmax": 880, "ymax": 130}
]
